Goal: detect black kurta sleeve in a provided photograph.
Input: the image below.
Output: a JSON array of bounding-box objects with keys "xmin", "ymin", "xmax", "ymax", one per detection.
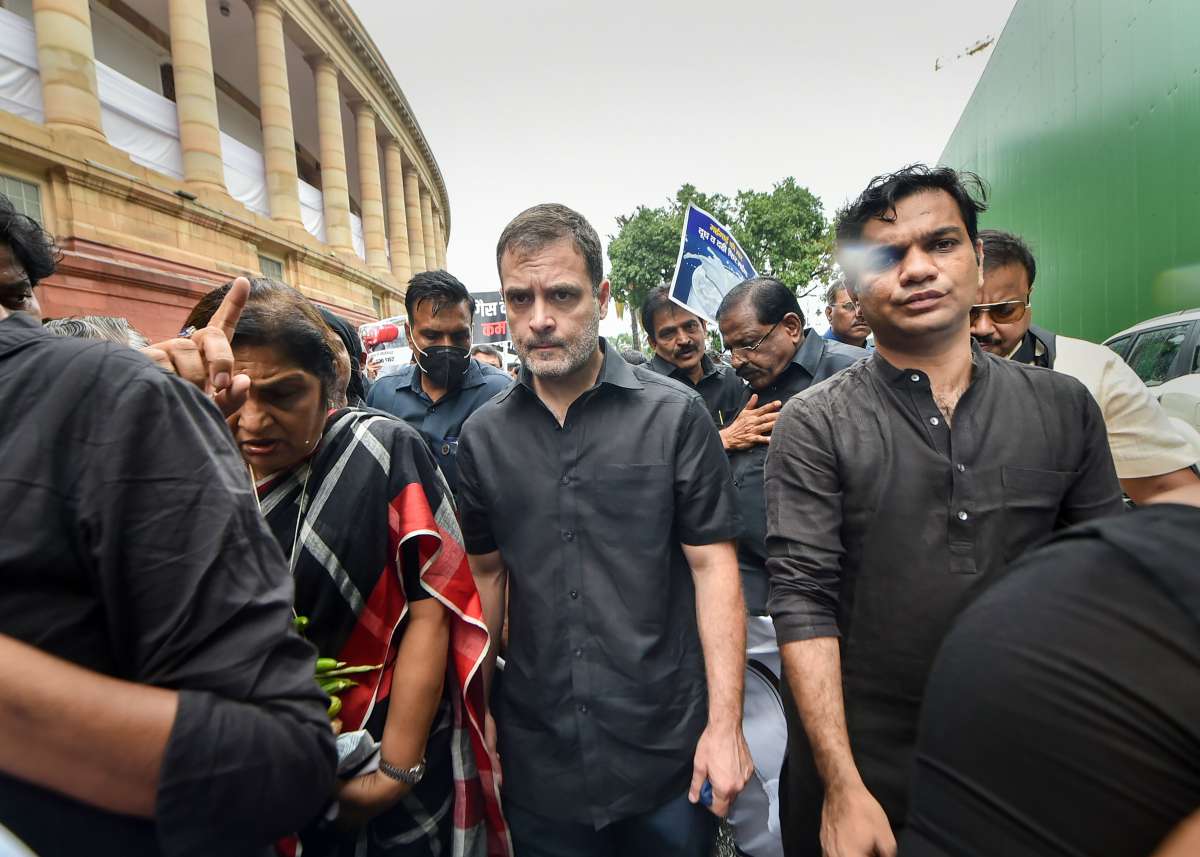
[{"xmin": 75, "ymin": 357, "xmax": 336, "ymax": 857}]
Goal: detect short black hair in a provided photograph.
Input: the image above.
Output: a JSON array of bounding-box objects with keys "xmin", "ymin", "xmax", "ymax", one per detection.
[
  {"xmin": 979, "ymin": 229, "xmax": 1037, "ymax": 289},
  {"xmin": 496, "ymin": 203, "xmax": 604, "ymax": 294},
  {"xmin": 0, "ymin": 192, "xmax": 59, "ymax": 286},
  {"xmin": 836, "ymin": 164, "xmax": 988, "ymax": 247},
  {"xmin": 470, "ymin": 344, "xmax": 501, "ymax": 358},
  {"xmin": 716, "ymin": 276, "xmax": 805, "ymax": 328},
  {"xmin": 640, "ymin": 285, "xmax": 681, "ymax": 343},
  {"xmin": 404, "ymin": 269, "xmax": 475, "ymax": 321}
]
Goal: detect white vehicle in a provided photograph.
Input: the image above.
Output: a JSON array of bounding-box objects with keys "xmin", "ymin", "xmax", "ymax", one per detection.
[{"xmin": 1104, "ymin": 308, "xmax": 1200, "ymax": 438}]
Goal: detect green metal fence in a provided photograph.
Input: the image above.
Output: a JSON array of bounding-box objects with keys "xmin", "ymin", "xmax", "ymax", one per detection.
[{"xmin": 940, "ymin": 0, "xmax": 1200, "ymax": 343}]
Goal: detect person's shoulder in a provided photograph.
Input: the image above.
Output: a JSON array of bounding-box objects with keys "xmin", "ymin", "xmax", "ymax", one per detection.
[
  {"xmin": 821, "ymin": 338, "xmax": 871, "ymax": 368},
  {"xmin": 778, "ymin": 356, "xmax": 874, "ymax": 424},
  {"xmin": 991, "ymin": 349, "xmax": 1092, "ymax": 400},
  {"xmin": 629, "ymin": 364, "xmax": 704, "ymax": 406},
  {"xmin": 475, "ymin": 363, "xmax": 515, "ymax": 393}
]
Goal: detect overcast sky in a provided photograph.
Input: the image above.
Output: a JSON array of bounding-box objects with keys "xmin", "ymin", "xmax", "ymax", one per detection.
[{"xmin": 350, "ymin": 0, "xmax": 1017, "ymax": 334}]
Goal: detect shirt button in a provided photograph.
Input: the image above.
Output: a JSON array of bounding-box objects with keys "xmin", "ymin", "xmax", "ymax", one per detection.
[
  {"xmin": 930, "ymin": 416, "xmax": 940, "ymax": 426},
  {"xmin": 562, "ymin": 530, "xmax": 575, "ymax": 542},
  {"xmin": 577, "ymin": 703, "xmax": 588, "ymax": 714},
  {"xmin": 910, "ymin": 374, "xmax": 921, "ymax": 382},
  {"xmin": 957, "ymin": 463, "xmax": 966, "ymax": 472},
  {"xmin": 957, "ymin": 510, "xmax": 969, "ymax": 521},
  {"xmin": 574, "ymin": 648, "xmax": 583, "ymax": 658},
  {"xmin": 560, "ymin": 475, "xmax": 571, "ymax": 486},
  {"xmin": 569, "ymin": 589, "xmax": 579, "ymax": 599}
]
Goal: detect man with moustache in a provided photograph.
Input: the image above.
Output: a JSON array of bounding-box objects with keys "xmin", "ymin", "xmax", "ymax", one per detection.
[
  {"xmin": 971, "ymin": 229, "xmax": 1198, "ymax": 504},
  {"xmin": 765, "ymin": 165, "xmax": 1125, "ymax": 857},
  {"xmin": 822, "ymin": 279, "xmax": 873, "ymax": 349},
  {"xmin": 457, "ymin": 203, "xmax": 752, "ymax": 856},
  {"xmin": 641, "ymin": 285, "xmax": 745, "ymax": 427}
]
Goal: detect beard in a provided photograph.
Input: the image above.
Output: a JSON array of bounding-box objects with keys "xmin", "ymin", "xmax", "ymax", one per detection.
[{"xmin": 515, "ymin": 302, "xmax": 601, "ymax": 379}]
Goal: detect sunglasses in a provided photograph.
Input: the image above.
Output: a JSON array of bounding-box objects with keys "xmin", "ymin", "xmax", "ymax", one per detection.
[{"xmin": 969, "ymin": 300, "xmax": 1030, "ymax": 324}]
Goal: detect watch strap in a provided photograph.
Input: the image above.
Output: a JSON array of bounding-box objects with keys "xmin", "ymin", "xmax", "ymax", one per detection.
[{"xmin": 379, "ymin": 757, "xmax": 426, "ymax": 785}]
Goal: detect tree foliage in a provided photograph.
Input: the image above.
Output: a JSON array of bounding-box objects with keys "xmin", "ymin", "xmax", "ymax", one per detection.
[{"xmin": 607, "ymin": 178, "xmax": 833, "ymax": 345}]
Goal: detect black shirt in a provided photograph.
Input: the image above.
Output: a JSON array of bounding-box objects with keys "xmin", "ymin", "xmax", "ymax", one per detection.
[
  {"xmin": 764, "ymin": 343, "xmax": 1124, "ymax": 847},
  {"xmin": 904, "ymin": 504, "xmax": 1200, "ymax": 857},
  {"xmin": 456, "ymin": 339, "xmax": 741, "ymax": 828},
  {"xmin": 648, "ymin": 351, "xmax": 746, "ymax": 427},
  {"xmin": 730, "ymin": 330, "xmax": 867, "ymax": 613},
  {"xmin": 0, "ymin": 313, "xmax": 336, "ymax": 857}
]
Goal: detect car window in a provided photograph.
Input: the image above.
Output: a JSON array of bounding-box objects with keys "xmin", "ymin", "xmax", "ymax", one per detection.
[
  {"xmin": 1124, "ymin": 323, "xmax": 1192, "ymax": 386},
  {"xmin": 1191, "ymin": 345, "xmax": 1200, "ymax": 375},
  {"xmin": 1106, "ymin": 335, "xmax": 1133, "ymax": 359}
]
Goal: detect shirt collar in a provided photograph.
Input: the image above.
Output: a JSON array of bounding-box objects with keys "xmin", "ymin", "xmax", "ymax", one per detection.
[
  {"xmin": 791, "ymin": 328, "xmax": 825, "ymax": 377},
  {"xmin": 648, "ymin": 351, "xmax": 720, "ymax": 382},
  {"xmin": 515, "ymin": 337, "xmax": 644, "ymax": 396},
  {"xmin": 871, "ymin": 339, "xmax": 990, "ymax": 386}
]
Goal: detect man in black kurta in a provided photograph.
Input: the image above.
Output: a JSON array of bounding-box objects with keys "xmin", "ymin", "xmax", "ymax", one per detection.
[{"xmin": 764, "ymin": 165, "xmax": 1125, "ymax": 857}]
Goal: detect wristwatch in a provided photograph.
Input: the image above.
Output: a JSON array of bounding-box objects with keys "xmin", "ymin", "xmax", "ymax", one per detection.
[{"xmin": 379, "ymin": 757, "xmax": 426, "ymax": 786}]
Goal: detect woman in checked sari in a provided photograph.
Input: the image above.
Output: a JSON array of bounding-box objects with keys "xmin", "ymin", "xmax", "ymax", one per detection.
[{"xmin": 183, "ymin": 279, "xmax": 509, "ymax": 857}]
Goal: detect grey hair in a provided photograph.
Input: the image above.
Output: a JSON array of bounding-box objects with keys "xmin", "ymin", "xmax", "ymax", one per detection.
[{"xmin": 44, "ymin": 315, "xmax": 151, "ymax": 349}]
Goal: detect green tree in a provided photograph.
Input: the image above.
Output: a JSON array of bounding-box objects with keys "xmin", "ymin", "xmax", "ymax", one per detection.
[
  {"xmin": 608, "ymin": 178, "xmax": 830, "ymax": 345},
  {"xmin": 736, "ymin": 178, "xmax": 833, "ymax": 296}
]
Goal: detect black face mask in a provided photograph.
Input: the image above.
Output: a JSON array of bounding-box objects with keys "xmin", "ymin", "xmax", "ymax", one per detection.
[{"xmin": 415, "ymin": 344, "xmax": 471, "ymax": 391}]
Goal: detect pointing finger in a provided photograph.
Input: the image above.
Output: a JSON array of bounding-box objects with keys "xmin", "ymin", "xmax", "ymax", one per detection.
[{"xmin": 209, "ymin": 276, "xmax": 250, "ymax": 343}]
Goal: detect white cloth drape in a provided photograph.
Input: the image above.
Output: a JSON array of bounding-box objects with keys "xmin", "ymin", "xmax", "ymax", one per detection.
[
  {"xmin": 350, "ymin": 212, "xmax": 365, "ymax": 260},
  {"xmin": 0, "ymin": 8, "xmax": 43, "ymax": 124},
  {"xmin": 219, "ymin": 132, "xmax": 269, "ymax": 216},
  {"xmin": 299, "ymin": 179, "xmax": 326, "ymax": 243}
]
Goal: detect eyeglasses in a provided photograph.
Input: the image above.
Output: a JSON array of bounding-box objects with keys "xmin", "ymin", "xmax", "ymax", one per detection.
[
  {"xmin": 721, "ymin": 320, "xmax": 780, "ymax": 361},
  {"xmin": 969, "ymin": 300, "xmax": 1030, "ymax": 324}
]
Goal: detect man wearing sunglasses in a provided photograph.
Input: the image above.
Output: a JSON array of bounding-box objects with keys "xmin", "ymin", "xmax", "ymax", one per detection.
[
  {"xmin": 973, "ymin": 229, "xmax": 1198, "ymax": 504},
  {"xmin": 823, "ymin": 280, "xmax": 872, "ymax": 349}
]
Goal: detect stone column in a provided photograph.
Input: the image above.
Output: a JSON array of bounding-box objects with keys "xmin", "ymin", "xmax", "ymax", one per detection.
[
  {"xmin": 419, "ymin": 186, "xmax": 437, "ymax": 272},
  {"xmin": 252, "ymin": 0, "xmax": 301, "ymax": 224},
  {"xmin": 32, "ymin": 0, "xmax": 105, "ymax": 141},
  {"xmin": 403, "ymin": 159, "xmax": 426, "ymax": 274},
  {"xmin": 382, "ymin": 139, "xmax": 411, "ymax": 284},
  {"xmin": 167, "ymin": 0, "xmax": 225, "ymax": 192},
  {"xmin": 309, "ymin": 53, "xmax": 353, "ymax": 252},
  {"xmin": 434, "ymin": 212, "xmax": 447, "ymax": 268},
  {"xmin": 352, "ymin": 102, "xmax": 388, "ymax": 273}
]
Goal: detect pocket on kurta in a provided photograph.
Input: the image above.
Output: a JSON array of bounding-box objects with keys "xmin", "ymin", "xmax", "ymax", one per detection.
[{"xmin": 1001, "ymin": 466, "xmax": 1073, "ymax": 560}]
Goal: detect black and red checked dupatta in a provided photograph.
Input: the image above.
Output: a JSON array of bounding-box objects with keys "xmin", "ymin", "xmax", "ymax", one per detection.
[{"xmin": 258, "ymin": 408, "xmax": 510, "ymax": 857}]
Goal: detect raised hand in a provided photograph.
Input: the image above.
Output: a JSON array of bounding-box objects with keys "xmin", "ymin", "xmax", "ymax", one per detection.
[{"xmin": 142, "ymin": 277, "xmax": 251, "ymax": 417}]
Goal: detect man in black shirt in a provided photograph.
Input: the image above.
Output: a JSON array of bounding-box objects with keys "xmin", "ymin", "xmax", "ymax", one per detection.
[
  {"xmin": 765, "ymin": 165, "xmax": 1124, "ymax": 857},
  {"xmin": 904, "ymin": 485, "xmax": 1200, "ymax": 857},
  {"xmin": 0, "ymin": 265, "xmax": 336, "ymax": 854},
  {"xmin": 459, "ymin": 203, "xmax": 751, "ymax": 856},
  {"xmin": 716, "ymin": 277, "xmax": 867, "ymax": 617},
  {"xmin": 641, "ymin": 284, "xmax": 745, "ymax": 429}
]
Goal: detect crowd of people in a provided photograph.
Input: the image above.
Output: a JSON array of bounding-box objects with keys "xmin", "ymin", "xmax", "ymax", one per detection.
[{"xmin": 0, "ymin": 164, "xmax": 1197, "ymax": 857}]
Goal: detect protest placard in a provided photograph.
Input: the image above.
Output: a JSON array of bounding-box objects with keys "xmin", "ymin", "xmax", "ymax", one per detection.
[
  {"xmin": 668, "ymin": 203, "xmax": 757, "ymax": 324},
  {"xmin": 471, "ymin": 292, "xmax": 509, "ymax": 344}
]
